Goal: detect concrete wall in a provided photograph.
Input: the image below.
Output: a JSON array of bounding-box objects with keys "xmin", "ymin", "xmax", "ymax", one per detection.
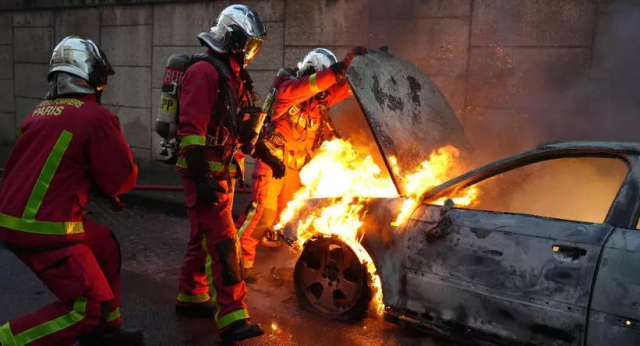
[{"xmin": 0, "ymin": 0, "xmax": 639, "ymax": 167}]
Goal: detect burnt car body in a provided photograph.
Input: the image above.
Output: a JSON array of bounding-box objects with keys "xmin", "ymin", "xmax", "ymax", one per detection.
[{"xmin": 285, "ymin": 51, "xmax": 640, "ymax": 345}]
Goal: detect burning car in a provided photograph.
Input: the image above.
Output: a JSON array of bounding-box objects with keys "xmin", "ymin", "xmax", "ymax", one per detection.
[{"xmin": 278, "ymin": 50, "xmax": 640, "ymax": 345}]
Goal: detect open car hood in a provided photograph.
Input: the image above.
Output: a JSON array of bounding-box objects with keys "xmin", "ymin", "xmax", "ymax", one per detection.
[{"xmin": 344, "ymin": 49, "xmax": 471, "ymax": 196}]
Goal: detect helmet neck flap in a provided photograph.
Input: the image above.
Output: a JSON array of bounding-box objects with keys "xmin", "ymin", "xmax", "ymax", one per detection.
[{"xmin": 46, "ymin": 72, "xmax": 96, "ymax": 100}]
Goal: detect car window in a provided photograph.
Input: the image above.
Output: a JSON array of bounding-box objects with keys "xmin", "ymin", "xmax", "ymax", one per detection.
[{"xmin": 458, "ymin": 157, "xmax": 628, "ymax": 224}]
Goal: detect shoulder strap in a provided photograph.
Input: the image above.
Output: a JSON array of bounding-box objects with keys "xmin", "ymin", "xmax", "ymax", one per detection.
[{"xmin": 189, "ymin": 54, "xmax": 238, "ymax": 134}]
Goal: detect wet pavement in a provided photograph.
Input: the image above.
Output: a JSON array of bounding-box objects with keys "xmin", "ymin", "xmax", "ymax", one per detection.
[{"xmin": 0, "ymin": 188, "xmax": 449, "ymax": 346}]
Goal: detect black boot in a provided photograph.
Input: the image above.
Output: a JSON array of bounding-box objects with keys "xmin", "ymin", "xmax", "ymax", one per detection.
[
  {"xmin": 79, "ymin": 327, "xmax": 145, "ymax": 346},
  {"xmin": 175, "ymin": 301, "xmax": 215, "ymax": 318},
  {"xmin": 219, "ymin": 319, "xmax": 264, "ymax": 342}
]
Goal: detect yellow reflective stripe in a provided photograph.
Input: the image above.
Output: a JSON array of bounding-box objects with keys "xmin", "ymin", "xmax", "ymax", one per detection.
[
  {"xmin": 237, "ymin": 202, "xmax": 258, "ymax": 238},
  {"xmin": 180, "ymin": 135, "xmax": 206, "ymax": 149},
  {"xmin": 23, "ymin": 130, "xmax": 73, "ymax": 220},
  {"xmin": 175, "ymin": 158, "xmax": 238, "ymax": 172},
  {"xmin": 243, "ymin": 260, "xmax": 254, "ymax": 270},
  {"xmin": 176, "ymin": 292, "xmax": 211, "ymax": 304},
  {"xmin": 0, "ymin": 323, "xmax": 17, "ymax": 346},
  {"xmin": 202, "ymin": 236, "xmax": 250, "ymax": 329},
  {"xmin": 202, "ymin": 236, "xmax": 223, "ymax": 324},
  {"xmin": 0, "ymin": 213, "xmax": 83, "ymax": 235},
  {"xmin": 106, "ymin": 308, "xmax": 121, "ymax": 322},
  {"xmin": 217, "ymin": 309, "xmax": 250, "ymax": 329},
  {"xmin": 6, "ymin": 297, "xmax": 87, "ymax": 345},
  {"xmin": 309, "ymin": 73, "xmax": 320, "ymax": 94}
]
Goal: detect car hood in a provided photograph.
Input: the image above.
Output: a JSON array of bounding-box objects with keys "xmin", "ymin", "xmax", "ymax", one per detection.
[{"xmin": 345, "ymin": 49, "xmax": 471, "ymax": 196}]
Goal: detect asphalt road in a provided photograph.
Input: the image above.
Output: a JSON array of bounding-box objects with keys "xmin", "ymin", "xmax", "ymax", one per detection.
[{"xmin": 0, "ymin": 191, "xmax": 446, "ymax": 346}]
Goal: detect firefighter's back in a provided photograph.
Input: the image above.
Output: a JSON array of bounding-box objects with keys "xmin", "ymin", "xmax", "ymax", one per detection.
[{"xmin": 0, "ymin": 95, "xmax": 114, "ymax": 246}]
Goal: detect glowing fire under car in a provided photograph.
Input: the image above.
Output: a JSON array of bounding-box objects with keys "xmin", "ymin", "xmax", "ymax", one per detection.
[{"xmin": 276, "ymin": 50, "xmax": 640, "ymax": 345}]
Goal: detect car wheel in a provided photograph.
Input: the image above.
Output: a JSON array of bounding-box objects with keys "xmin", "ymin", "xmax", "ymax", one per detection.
[{"xmin": 294, "ymin": 235, "xmax": 373, "ymax": 321}]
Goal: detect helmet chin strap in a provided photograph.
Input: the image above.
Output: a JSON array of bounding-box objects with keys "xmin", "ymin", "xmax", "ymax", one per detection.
[{"xmin": 231, "ymin": 52, "xmax": 245, "ymax": 67}]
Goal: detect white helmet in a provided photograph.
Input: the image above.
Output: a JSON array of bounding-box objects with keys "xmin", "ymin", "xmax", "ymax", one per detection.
[
  {"xmin": 46, "ymin": 35, "xmax": 115, "ymax": 99},
  {"xmin": 297, "ymin": 48, "xmax": 338, "ymax": 78},
  {"xmin": 197, "ymin": 4, "xmax": 267, "ymax": 67}
]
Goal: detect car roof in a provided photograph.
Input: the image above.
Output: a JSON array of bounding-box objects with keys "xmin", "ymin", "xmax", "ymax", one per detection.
[
  {"xmin": 538, "ymin": 141, "xmax": 640, "ymax": 154},
  {"xmin": 421, "ymin": 140, "xmax": 640, "ymax": 202}
]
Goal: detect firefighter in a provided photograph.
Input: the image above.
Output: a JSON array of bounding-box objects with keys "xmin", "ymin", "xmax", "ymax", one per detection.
[
  {"xmin": 235, "ymin": 47, "xmax": 367, "ymax": 280},
  {"xmin": 173, "ymin": 4, "xmax": 284, "ymax": 342},
  {"xmin": 0, "ymin": 36, "xmax": 143, "ymax": 346}
]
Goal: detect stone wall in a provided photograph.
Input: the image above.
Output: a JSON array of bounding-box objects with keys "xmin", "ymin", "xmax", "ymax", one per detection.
[{"xmin": 0, "ymin": 0, "xmax": 639, "ymax": 167}]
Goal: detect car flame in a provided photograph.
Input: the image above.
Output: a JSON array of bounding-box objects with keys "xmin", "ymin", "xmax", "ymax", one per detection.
[{"xmin": 275, "ymin": 138, "xmax": 478, "ymax": 314}]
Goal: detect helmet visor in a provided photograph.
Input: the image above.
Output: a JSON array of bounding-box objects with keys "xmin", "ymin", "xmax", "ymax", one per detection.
[{"xmin": 243, "ymin": 37, "xmax": 263, "ymax": 66}]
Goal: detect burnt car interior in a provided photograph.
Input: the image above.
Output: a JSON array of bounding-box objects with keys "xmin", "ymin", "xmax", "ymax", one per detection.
[{"xmin": 446, "ymin": 156, "xmax": 628, "ymax": 224}]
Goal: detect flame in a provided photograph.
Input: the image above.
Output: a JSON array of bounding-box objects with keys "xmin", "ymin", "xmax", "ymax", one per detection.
[
  {"xmin": 391, "ymin": 145, "xmax": 479, "ymax": 225},
  {"xmin": 275, "ymin": 139, "xmax": 479, "ymax": 315}
]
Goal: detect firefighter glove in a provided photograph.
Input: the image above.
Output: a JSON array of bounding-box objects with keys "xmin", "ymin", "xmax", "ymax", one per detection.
[
  {"xmin": 184, "ymin": 146, "xmax": 210, "ymax": 179},
  {"xmin": 343, "ymin": 46, "xmax": 368, "ymax": 67},
  {"xmin": 185, "ymin": 146, "xmax": 226, "ymax": 204},
  {"xmin": 330, "ymin": 61, "xmax": 348, "ymax": 83},
  {"xmin": 253, "ymin": 142, "xmax": 286, "ymax": 179},
  {"xmin": 194, "ymin": 178, "xmax": 226, "ymax": 205}
]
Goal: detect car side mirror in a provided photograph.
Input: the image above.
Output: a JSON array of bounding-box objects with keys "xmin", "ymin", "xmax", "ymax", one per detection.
[
  {"xmin": 440, "ymin": 198, "xmax": 455, "ymax": 215},
  {"xmin": 425, "ymin": 198, "xmax": 455, "ymax": 243}
]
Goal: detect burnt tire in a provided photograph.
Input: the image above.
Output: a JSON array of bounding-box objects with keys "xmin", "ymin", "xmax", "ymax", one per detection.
[{"xmin": 294, "ymin": 236, "xmax": 373, "ymax": 321}]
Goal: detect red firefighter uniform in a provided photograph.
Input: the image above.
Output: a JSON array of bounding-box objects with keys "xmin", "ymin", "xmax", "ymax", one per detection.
[
  {"xmin": 236, "ymin": 67, "xmax": 351, "ymax": 268},
  {"xmin": 175, "ymin": 52, "xmax": 252, "ymax": 330},
  {"xmin": 0, "ymin": 94, "xmax": 138, "ymax": 345}
]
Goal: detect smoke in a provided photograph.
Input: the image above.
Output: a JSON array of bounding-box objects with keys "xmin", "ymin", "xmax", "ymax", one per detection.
[
  {"xmin": 469, "ymin": 0, "xmax": 640, "ymax": 163},
  {"xmin": 325, "ymin": 0, "xmax": 640, "ymax": 203},
  {"xmin": 585, "ymin": 0, "xmax": 640, "ymax": 141}
]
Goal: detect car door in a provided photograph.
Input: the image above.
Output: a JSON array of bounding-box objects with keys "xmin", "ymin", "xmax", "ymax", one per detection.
[
  {"xmin": 586, "ymin": 155, "xmax": 640, "ymax": 345},
  {"xmin": 587, "ymin": 227, "xmax": 640, "ymax": 345},
  {"xmin": 396, "ymin": 155, "xmax": 630, "ymax": 346}
]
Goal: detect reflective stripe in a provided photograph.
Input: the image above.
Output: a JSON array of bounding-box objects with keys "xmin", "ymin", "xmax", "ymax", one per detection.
[
  {"xmin": 237, "ymin": 202, "xmax": 258, "ymax": 238},
  {"xmin": 309, "ymin": 73, "xmax": 320, "ymax": 94},
  {"xmin": 0, "ymin": 323, "xmax": 17, "ymax": 346},
  {"xmin": 15, "ymin": 129, "xmax": 22, "ymax": 138},
  {"xmin": 0, "ymin": 213, "xmax": 83, "ymax": 235},
  {"xmin": 243, "ymin": 260, "xmax": 254, "ymax": 270},
  {"xmin": 202, "ymin": 236, "xmax": 222, "ymax": 323},
  {"xmin": 176, "ymin": 292, "xmax": 211, "ymax": 304},
  {"xmin": 180, "ymin": 135, "xmax": 206, "ymax": 149},
  {"xmin": 23, "ymin": 131, "xmax": 73, "ymax": 220},
  {"xmin": 202, "ymin": 236, "xmax": 249, "ymax": 329},
  {"xmin": 106, "ymin": 308, "xmax": 121, "ymax": 322},
  {"xmin": 217, "ymin": 309, "xmax": 250, "ymax": 329},
  {"xmin": 0, "ymin": 297, "xmax": 87, "ymax": 345},
  {"xmin": 176, "ymin": 158, "xmax": 238, "ymax": 173},
  {"xmin": 0, "ymin": 130, "xmax": 83, "ymax": 235}
]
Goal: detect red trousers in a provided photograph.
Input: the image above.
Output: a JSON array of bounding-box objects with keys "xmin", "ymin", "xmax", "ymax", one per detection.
[
  {"xmin": 0, "ymin": 219, "xmax": 122, "ymax": 346},
  {"xmin": 176, "ymin": 178, "xmax": 249, "ymax": 330},
  {"xmin": 236, "ymin": 159, "xmax": 301, "ymax": 268}
]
